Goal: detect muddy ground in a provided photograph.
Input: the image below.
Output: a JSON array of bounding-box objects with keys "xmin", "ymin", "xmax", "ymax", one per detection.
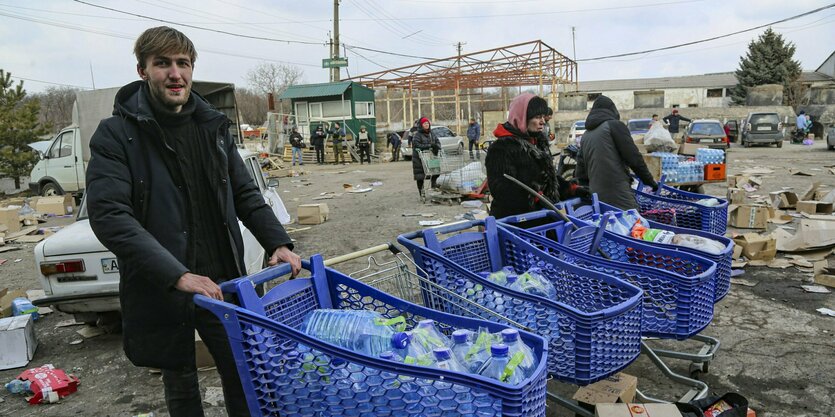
[{"xmin": 0, "ymin": 141, "xmax": 833, "ymax": 416}]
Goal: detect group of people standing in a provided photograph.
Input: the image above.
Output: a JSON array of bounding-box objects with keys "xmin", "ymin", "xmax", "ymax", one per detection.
[{"xmin": 291, "ymin": 121, "xmax": 374, "ymax": 165}]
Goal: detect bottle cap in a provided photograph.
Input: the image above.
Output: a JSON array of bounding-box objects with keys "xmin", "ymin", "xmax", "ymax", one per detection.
[
  {"xmin": 433, "ymin": 347, "xmax": 452, "ymax": 361},
  {"xmin": 491, "ymin": 344, "xmax": 509, "ymax": 356},
  {"xmin": 391, "ymin": 332, "xmax": 410, "ymax": 349},
  {"xmin": 380, "ymin": 351, "xmax": 395, "ymax": 360},
  {"xmin": 417, "ymin": 319, "xmax": 434, "ymax": 328},
  {"xmin": 506, "ymin": 275, "xmax": 517, "ymax": 284},
  {"xmin": 500, "ymin": 328, "xmax": 519, "ymax": 343},
  {"xmin": 451, "ymin": 329, "xmax": 469, "ymax": 343}
]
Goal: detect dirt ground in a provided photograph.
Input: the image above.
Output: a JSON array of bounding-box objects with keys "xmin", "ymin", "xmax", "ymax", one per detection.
[{"xmin": 0, "ymin": 140, "xmax": 833, "ymax": 417}]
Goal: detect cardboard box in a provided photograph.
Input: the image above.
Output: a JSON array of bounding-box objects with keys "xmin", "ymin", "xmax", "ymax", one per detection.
[
  {"xmin": 727, "ymin": 188, "xmax": 745, "ymax": 205},
  {"xmin": 595, "ymin": 403, "xmax": 683, "ymax": 417},
  {"xmin": 775, "ymin": 215, "xmax": 835, "ymax": 252},
  {"xmin": 1, "ymin": 288, "xmax": 28, "ymax": 318},
  {"xmin": 678, "ymin": 143, "xmax": 709, "ymax": 156},
  {"xmin": 769, "ymin": 191, "xmax": 798, "ymax": 209},
  {"xmin": 574, "ymin": 373, "xmax": 638, "ymax": 416},
  {"xmin": 733, "ymin": 233, "xmax": 777, "ymax": 261},
  {"xmin": 34, "ymin": 195, "xmax": 74, "ymax": 216},
  {"xmin": 728, "ymin": 205, "xmax": 772, "ymax": 229},
  {"xmin": 297, "ymin": 203, "xmax": 329, "ymax": 225},
  {"xmin": 796, "ymin": 200, "xmax": 834, "ymax": 215},
  {"xmin": 0, "ymin": 314, "xmax": 38, "ymax": 370},
  {"xmin": 0, "ymin": 206, "xmax": 21, "ymax": 233}
]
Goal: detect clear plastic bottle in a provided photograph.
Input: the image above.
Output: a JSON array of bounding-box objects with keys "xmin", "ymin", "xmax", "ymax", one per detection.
[
  {"xmin": 11, "ymin": 298, "xmax": 39, "ymax": 320},
  {"xmin": 509, "ymin": 268, "xmax": 557, "ymax": 299},
  {"xmin": 499, "ymin": 329, "xmax": 537, "ymax": 378},
  {"xmin": 394, "ymin": 332, "xmax": 434, "ymax": 366},
  {"xmin": 299, "ymin": 309, "xmax": 409, "ymax": 357},
  {"xmin": 409, "ymin": 319, "xmax": 451, "ymax": 354},
  {"xmin": 605, "ymin": 216, "xmax": 630, "ymax": 236},
  {"xmin": 4, "ymin": 379, "xmax": 32, "ymax": 395},
  {"xmin": 380, "ymin": 351, "xmax": 403, "ymax": 362},
  {"xmin": 478, "ymin": 344, "xmax": 524, "ymax": 385},
  {"xmin": 432, "ymin": 347, "xmax": 468, "ymax": 373}
]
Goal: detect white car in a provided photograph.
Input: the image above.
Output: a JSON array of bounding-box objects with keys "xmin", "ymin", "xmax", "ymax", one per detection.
[
  {"xmin": 568, "ymin": 120, "xmax": 586, "ymax": 146},
  {"xmin": 401, "ymin": 125, "xmax": 466, "ymax": 161},
  {"xmin": 32, "ymin": 149, "xmax": 291, "ymax": 324}
]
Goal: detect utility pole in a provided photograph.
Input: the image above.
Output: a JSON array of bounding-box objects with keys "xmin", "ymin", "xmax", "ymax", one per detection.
[
  {"xmin": 332, "ymin": 0, "xmax": 341, "ymax": 82},
  {"xmin": 455, "ymin": 41, "xmax": 466, "ymax": 135},
  {"xmin": 571, "ymin": 26, "xmax": 578, "ymax": 90}
]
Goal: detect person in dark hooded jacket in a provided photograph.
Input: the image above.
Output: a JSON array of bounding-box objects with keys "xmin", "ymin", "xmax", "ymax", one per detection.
[
  {"xmin": 575, "ymin": 95, "xmax": 658, "ymax": 210},
  {"xmin": 486, "ymin": 93, "xmax": 587, "ymax": 220},
  {"xmin": 411, "ymin": 117, "xmax": 441, "ymax": 202}
]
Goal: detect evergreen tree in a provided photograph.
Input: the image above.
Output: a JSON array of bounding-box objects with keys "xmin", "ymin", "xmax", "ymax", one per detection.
[
  {"xmin": 730, "ymin": 28, "xmax": 802, "ymax": 105},
  {"xmin": 0, "ymin": 70, "xmax": 47, "ymax": 189}
]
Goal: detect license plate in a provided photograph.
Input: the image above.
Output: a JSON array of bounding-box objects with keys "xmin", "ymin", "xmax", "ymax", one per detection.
[
  {"xmin": 101, "ymin": 258, "xmax": 119, "ymax": 273},
  {"xmin": 757, "ymin": 126, "xmax": 771, "ymax": 131}
]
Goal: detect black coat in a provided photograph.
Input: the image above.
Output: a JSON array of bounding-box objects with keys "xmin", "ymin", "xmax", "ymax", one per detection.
[
  {"xmin": 86, "ymin": 81, "xmax": 292, "ymax": 370},
  {"xmin": 311, "ymin": 129, "xmax": 326, "ymax": 147},
  {"xmin": 289, "ymin": 131, "xmax": 304, "ymax": 148},
  {"xmin": 663, "ymin": 113, "xmax": 691, "ymax": 133},
  {"xmin": 411, "ymin": 129, "xmax": 440, "ymax": 181},
  {"xmin": 576, "ymin": 95, "xmax": 656, "ymax": 210}
]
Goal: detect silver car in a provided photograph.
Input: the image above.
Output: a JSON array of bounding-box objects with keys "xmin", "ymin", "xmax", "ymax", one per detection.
[{"xmin": 401, "ymin": 125, "xmax": 466, "ymax": 160}]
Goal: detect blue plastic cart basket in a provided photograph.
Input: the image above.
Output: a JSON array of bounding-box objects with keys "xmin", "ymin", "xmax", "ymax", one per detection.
[
  {"xmin": 397, "ymin": 218, "xmax": 644, "ymax": 386},
  {"xmin": 633, "ymin": 181, "xmax": 729, "ymax": 235},
  {"xmin": 199, "ymin": 255, "xmax": 549, "ymax": 417},
  {"xmin": 496, "ymin": 209, "xmax": 716, "ymax": 340}
]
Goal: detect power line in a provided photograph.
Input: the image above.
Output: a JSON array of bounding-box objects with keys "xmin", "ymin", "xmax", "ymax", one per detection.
[
  {"xmin": 344, "ymin": 45, "xmax": 436, "ymax": 61},
  {"xmin": 577, "ymin": 3, "xmax": 835, "ymax": 61},
  {"xmin": 8, "ymin": 75, "xmax": 91, "ymax": 90},
  {"xmin": 73, "ymin": 0, "xmax": 324, "ymax": 45}
]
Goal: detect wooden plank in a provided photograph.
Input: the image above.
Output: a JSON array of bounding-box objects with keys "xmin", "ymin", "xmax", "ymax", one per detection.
[{"xmin": 5, "ymin": 226, "xmax": 38, "ymax": 241}]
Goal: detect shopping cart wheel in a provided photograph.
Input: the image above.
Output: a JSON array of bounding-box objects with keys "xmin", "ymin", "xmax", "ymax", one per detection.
[{"xmin": 689, "ymin": 361, "xmax": 709, "ymax": 378}]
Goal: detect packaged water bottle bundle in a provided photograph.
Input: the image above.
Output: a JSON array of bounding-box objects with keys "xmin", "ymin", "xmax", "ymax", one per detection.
[
  {"xmin": 479, "ymin": 266, "xmax": 558, "ymax": 299},
  {"xmin": 299, "ymin": 309, "xmax": 538, "ymax": 385},
  {"xmin": 591, "ymin": 211, "xmax": 726, "ymax": 255}
]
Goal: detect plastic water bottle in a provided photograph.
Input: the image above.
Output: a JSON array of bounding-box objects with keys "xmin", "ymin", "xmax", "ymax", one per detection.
[
  {"xmin": 410, "ymin": 319, "xmax": 451, "ymax": 353},
  {"xmin": 299, "ymin": 309, "xmax": 409, "ymax": 357},
  {"xmin": 380, "ymin": 351, "xmax": 404, "ymax": 362},
  {"xmin": 500, "ymin": 329, "xmax": 537, "ymax": 378},
  {"xmin": 509, "ymin": 268, "xmax": 557, "ymax": 299},
  {"xmin": 481, "ymin": 266, "xmax": 516, "ymax": 286},
  {"xmin": 456, "ymin": 328, "xmax": 493, "ymax": 373},
  {"xmin": 394, "ymin": 333, "xmax": 434, "ymax": 365},
  {"xmin": 5, "ymin": 379, "xmax": 32, "ymax": 395},
  {"xmin": 605, "ymin": 216, "xmax": 630, "ymax": 236},
  {"xmin": 449, "ymin": 329, "xmax": 472, "ymax": 363},
  {"xmin": 11, "ymin": 298, "xmax": 39, "ymax": 320},
  {"xmin": 432, "ymin": 347, "xmax": 468, "ymax": 373},
  {"xmin": 478, "ymin": 344, "xmax": 524, "ymax": 385}
]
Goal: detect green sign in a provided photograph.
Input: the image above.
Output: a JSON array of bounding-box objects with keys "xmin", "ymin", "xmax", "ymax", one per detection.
[{"xmin": 322, "ymin": 58, "xmax": 349, "ymax": 68}]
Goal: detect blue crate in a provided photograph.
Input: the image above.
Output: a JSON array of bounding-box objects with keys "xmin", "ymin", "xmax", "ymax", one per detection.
[
  {"xmin": 558, "ymin": 196, "xmax": 734, "ymax": 302},
  {"xmin": 397, "ymin": 218, "xmax": 644, "ymax": 386},
  {"xmin": 497, "ymin": 210, "xmax": 716, "ymax": 340},
  {"xmin": 202, "ymin": 255, "xmax": 549, "ymax": 417},
  {"xmin": 633, "ymin": 181, "xmax": 728, "ymax": 235}
]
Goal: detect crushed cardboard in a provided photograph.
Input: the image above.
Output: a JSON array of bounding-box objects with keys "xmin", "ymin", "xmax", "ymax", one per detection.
[
  {"xmin": 728, "ymin": 205, "xmax": 771, "ymax": 229},
  {"xmin": 769, "ymin": 191, "xmax": 798, "ymax": 209},
  {"xmin": 731, "ymin": 278, "xmax": 758, "ymax": 287},
  {"xmin": 733, "ymin": 233, "xmax": 777, "ymax": 261},
  {"xmin": 800, "ymin": 285, "xmax": 831, "ymax": 294},
  {"xmin": 774, "ymin": 215, "xmax": 835, "ymax": 252},
  {"xmin": 573, "ymin": 373, "xmax": 637, "ymax": 408},
  {"xmin": 816, "ymin": 307, "xmax": 835, "ymax": 317}
]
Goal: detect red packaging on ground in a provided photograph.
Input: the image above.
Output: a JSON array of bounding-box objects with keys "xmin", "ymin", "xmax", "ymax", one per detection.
[{"xmin": 16, "ymin": 364, "xmax": 80, "ymax": 404}]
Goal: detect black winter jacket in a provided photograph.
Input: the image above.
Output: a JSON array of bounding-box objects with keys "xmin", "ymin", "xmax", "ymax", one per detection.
[
  {"xmin": 289, "ymin": 131, "xmax": 304, "ymax": 148},
  {"xmin": 411, "ymin": 128, "xmax": 440, "ymax": 181},
  {"xmin": 86, "ymin": 81, "xmax": 292, "ymax": 370},
  {"xmin": 576, "ymin": 95, "xmax": 656, "ymax": 210},
  {"xmin": 311, "ymin": 129, "xmax": 327, "ymax": 147}
]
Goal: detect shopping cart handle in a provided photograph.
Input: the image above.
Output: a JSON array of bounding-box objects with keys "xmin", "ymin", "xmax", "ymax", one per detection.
[
  {"xmin": 497, "ymin": 210, "xmax": 553, "ymax": 225},
  {"xmin": 220, "ymin": 259, "xmax": 316, "ymax": 292}
]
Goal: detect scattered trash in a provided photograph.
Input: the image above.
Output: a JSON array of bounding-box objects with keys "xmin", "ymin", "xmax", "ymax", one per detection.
[
  {"xmin": 730, "ymin": 269, "xmax": 745, "ymax": 277},
  {"xmin": 454, "ymin": 210, "xmax": 488, "ymax": 221},
  {"xmin": 5, "ymin": 378, "xmax": 31, "ymax": 395},
  {"xmin": 816, "ymin": 307, "xmax": 835, "ymax": 317},
  {"xmin": 55, "ymin": 319, "xmax": 83, "ymax": 328},
  {"xmin": 790, "ymin": 170, "xmax": 814, "ymax": 176},
  {"xmin": 731, "ymin": 261, "xmax": 748, "ymax": 269},
  {"xmin": 800, "ymin": 285, "xmax": 831, "ymax": 294},
  {"xmin": 203, "ymin": 386, "xmax": 225, "ymax": 406},
  {"xmin": 766, "ymin": 259, "xmax": 792, "ymax": 269},
  {"xmin": 312, "ymin": 195, "xmax": 334, "ymax": 200},
  {"xmin": 370, "ymin": 181, "xmax": 383, "ymax": 186},
  {"xmin": 13, "ymin": 259, "xmax": 21, "ymax": 263},
  {"xmin": 69, "ymin": 340, "xmax": 83, "ymax": 345},
  {"xmin": 133, "ymin": 413, "xmax": 156, "ymax": 417},
  {"xmin": 76, "ymin": 325, "xmax": 106, "ymax": 339},
  {"xmin": 15, "ymin": 364, "xmax": 80, "ymax": 404},
  {"xmin": 786, "ymin": 256, "xmax": 814, "ymax": 268},
  {"xmin": 741, "ymin": 167, "xmax": 774, "ymax": 175},
  {"xmin": 730, "ymin": 278, "xmax": 757, "ymax": 287},
  {"xmin": 418, "ymin": 220, "xmax": 445, "ymax": 226},
  {"xmin": 0, "ymin": 260, "xmax": 6, "ymax": 266},
  {"xmin": 460, "ymin": 200, "xmax": 483, "ymax": 208},
  {"xmin": 349, "ymin": 187, "xmax": 373, "ymax": 193}
]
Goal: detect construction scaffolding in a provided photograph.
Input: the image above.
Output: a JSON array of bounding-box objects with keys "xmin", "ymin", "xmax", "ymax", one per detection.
[{"xmin": 348, "ymin": 40, "xmax": 577, "ymax": 134}]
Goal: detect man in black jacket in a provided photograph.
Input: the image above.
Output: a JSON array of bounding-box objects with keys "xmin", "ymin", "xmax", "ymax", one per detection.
[
  {"xmin": 663, "ymin": 108, "xmax": 691, "ymax": 141},
  {"xmin": 576, "ymin": 95, "xmax": 658, "ymax": 210},
  {"xmin": 312, "ymin": 124, "xmax": 327, "ymax": 164},
  {"xmin": 86, "ymin": 26, "xmax": 301, "ymax": 417}
]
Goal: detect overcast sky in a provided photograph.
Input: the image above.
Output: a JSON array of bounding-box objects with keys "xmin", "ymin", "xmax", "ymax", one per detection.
[{"xmin": 1, "ymin": 0, "xmax": 833, "ymax": 93}]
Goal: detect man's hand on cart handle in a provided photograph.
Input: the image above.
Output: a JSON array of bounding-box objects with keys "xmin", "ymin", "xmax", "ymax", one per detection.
[
  {"xmin": 176, "ymin": 272, "xmax": 223, "ymax": 300},
  {"xmin": 270, "ymin": 245, "xmax": 302, "ymax": 277}
]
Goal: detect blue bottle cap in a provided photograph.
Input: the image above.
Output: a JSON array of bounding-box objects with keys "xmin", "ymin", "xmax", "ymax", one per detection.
[
  {"xmin": 391, "ymin": 332, "xmax": 410, "ymax": 350},
  {"xmin": 452, "ymin": 330, "xmax": 469, "ymax": 343},
  {"xmin": 478, "ymin": 271, "xmax": 491, "ymax": 278},
  {"xmin": 491, "ymin": 344, "xmax": 509, "ymax": 356},
  {"xmin": 417, "ymin": 319, "xmax": 434, "ymax": 328},
  {"xmin": 380, "ymin": 351, "xmax": 395, "ymax": 360},
  {"xmin": 433, "ymin": 347, "xmax": 452, "ymax": 361},
  {"xmin": 506, "ymin": 275, "xmax": 517, "ymax": 284},
  {"xmin": 500, "ymin": 328, "xmax": 519, "ymax": 343}
]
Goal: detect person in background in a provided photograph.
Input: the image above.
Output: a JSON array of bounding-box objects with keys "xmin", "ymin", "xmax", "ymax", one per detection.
[
  {"xmin": 311, "ymin": 124, "xmax": 327, "ymax": 164},
  {"xmin": 663, "ymin": 109, "xmax": 691, "ymax": 141},
  {"xmin": 576, "ymin": 95, "xmax": 658, "ymax": 210},
  {"xmin": 651, "ymin": 114, "xmax": 659, "ymax": 124},
  {"xmin": 796, "ymin": 110, "xmax": 807, "ymax": 134},
  {"xmin": 328, "ymin": 122, "xmax": 346, "ymax": 164},
  {"xmin": 356, "ymin": 125, "xmax": 372, "ymax": 164},
  {"xmin": 289, "ymin": 126, "xmax": 304, "ymax": 166},
  {"xmin": 85, "ymin": 26, "xmax": 300, "ymax": 417},
  {"xmin": 466, "ymin": 118, "xmax": 481, "ymax": 160},
  {"xmin": 411, "ymin": 117, "xmax": 441, "ymax": 203},
  {"xmin": 543, "ymin": 107, "xmax": 555, "ymax": 142},
  {"xmin": 387, "ymin": 130, "xmax": 402, "ymax": 162},
  {"xmin": 485, "ymin": 93, "xmax": 588, "ymax": 221}
]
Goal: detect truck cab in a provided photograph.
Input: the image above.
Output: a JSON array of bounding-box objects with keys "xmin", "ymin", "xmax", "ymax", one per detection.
[{"xmin": 29, "ymin": 125, "xmax": 86, "ymax": 196}]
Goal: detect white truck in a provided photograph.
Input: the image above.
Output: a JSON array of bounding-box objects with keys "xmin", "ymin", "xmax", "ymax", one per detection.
[
  {"xmin": 31, "ymin": 83, "xmax": 291, "ymax": 324},
  {"xmin": 28, "ymin": 81, "xmax": 243, "ymax": 197}
]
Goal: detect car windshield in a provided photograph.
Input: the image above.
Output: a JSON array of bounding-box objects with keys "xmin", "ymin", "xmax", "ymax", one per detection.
[
  {"xmin": 432, "ymin": 127, "xmax": 454, "ymax": 137},
  {"xmin": 690, "ymin": 122, "xmax": 724, "ymax": 136},
  {"xmin": 574, "ymin": 121, "xmax": 585, "ymax": 129},
  {"xmin": 627, "ymin": 120, "xmax": 651, "ymax": 131},
  {"xmin": 750, "ymin": 114, "xmax": 779, "ymax": 125}
]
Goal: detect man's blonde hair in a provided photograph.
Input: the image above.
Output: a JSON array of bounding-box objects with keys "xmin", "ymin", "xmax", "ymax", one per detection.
[{"xmin": 134, "ymin": 26, "xmax": 197, "ymax": 68}]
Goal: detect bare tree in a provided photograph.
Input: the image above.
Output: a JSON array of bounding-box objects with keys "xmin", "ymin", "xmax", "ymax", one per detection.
[
  {"xmin": 245, "ymin": 63, "xmax": 304, "ymax": 97},
  {"xmin": 29, "ymin": 86, "xmax": 79, "ymax": 134},
  {"xmin": 235, "ymin": 87, "xmax": 268, "ymax": 126}
]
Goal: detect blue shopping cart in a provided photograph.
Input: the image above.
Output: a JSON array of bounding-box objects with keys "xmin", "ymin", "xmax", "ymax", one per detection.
[
  {"xmin": 398, "ymin": 218, "xmax": 644, "ymax": 386},
  {"xmin": 634, "ymin": 180, "xmax": 729, "ymax": 235},
  {"xmin": 496, "ymin": 209, "xmax": 717, "ymax": 340},
  {"xmin": 557, "ymin": 195, "xmax": 734, "ymax": 302},
  {"xmin": 197, "ymin": 255, "xmax": 550, "ymax": 417}
]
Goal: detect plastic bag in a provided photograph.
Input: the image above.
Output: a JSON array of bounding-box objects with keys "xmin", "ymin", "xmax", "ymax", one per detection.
[
  {"xmin": 671, "ymin": 234, "xmax": 725, "ymax": 255},
  {"xmin": 644, "ymin": 122, "xmax": 677, "ymax": 153},
  {"xmin": 695, "ymin": 198, "xmax": 721, "ymax": 207},
  {"xmin": 631, "ymin": 223, "xmax": 675, "ymax": 244}
]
